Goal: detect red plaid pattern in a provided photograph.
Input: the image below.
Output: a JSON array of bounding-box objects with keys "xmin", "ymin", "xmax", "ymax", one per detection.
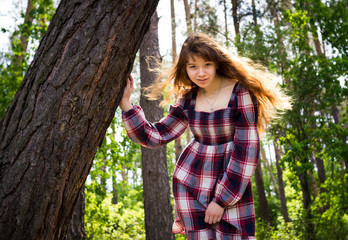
[{"xmin": 122, "ymin": 82, "xmax": 259, "ymax": 238}]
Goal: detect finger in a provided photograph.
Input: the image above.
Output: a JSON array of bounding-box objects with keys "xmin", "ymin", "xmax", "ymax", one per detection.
[
  {"xmin": 213, "ymin": 218, "xmax": 218, "ymax": 224},
  {"xmin": 129, "ymin": 74, "xmax": 134, "ymax": 84},
  {"xmin": 204, "ymin": 215, "xmax": 208, "ymax": 223},
  {"xmin": 129, "ymin": 76, "xmax": 134, "ymax": 90}
]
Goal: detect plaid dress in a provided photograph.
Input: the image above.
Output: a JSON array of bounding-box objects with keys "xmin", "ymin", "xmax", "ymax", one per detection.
[{"xmin": 122, "ymin": 82, "xmax": 259, "ymax": 240}]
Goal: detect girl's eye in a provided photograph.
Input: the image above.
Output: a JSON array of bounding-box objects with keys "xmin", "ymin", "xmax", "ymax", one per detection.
[
  {"xmin": 206, "ymin": 63, "xmax": 213, "ymax": 67},
  {"xmin": 189, "ymin": 66, "xmax": 196, "ymax": 69}
]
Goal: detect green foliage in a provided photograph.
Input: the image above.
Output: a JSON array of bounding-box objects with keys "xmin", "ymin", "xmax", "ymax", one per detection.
[
  {"xmin": 0, "ymin": 0, "xmax": 55, "ymax": 119},
  {"xmin": 2, "ymin": 0, "xmax": 346, "ymax": 238},
  {"xmin": 85, "ymin": 114, "xmax": 145, "ymax": 239},
  {"xmin": 311, "ymin": 178, "xmax": 348, "ymax": 240},
  {"xmin": 85, "ymin": 190, "xmax": 145, "ymax": 240},
  {"xmin": 193, "ymin": 1, "xmax": 220, "ymax": 37}
]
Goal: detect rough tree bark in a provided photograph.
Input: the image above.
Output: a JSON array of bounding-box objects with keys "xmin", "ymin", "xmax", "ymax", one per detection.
[
  {"xmin": 0, "ymin": 0, "xmax": 159, "ymax": 239},
  {"xmin": 64, "ymin": 187, "xmax": 86, "ymax": 240},
  {"xmin": 140, "ymin": 12, "xmax": 175, "ymax": 240}
]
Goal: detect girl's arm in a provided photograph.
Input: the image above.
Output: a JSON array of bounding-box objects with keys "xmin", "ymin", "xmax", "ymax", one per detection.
[
  {"xmin": 121, "ymin": 76, "xmax": 189, "ymax": 149},
  {"xmin": 212, "ymin": 86, "xmax": 260, "ymax": 208}
]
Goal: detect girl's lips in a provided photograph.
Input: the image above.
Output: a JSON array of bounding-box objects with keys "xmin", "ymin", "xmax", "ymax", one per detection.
[{"xmin": 197, "ymin": 78, "xmax": 208, "ymax": 82}]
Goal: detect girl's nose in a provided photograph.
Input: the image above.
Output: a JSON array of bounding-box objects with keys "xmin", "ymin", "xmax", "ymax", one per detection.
[{"xmin": 197, "ymin": 67, "xmax": 205, "ymax": 76}]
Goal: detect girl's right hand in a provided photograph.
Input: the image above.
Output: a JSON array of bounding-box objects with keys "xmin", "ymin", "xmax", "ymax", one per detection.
[{"xmin": 119, "ymin": 75, "xmax": 134, "ymax": 112}]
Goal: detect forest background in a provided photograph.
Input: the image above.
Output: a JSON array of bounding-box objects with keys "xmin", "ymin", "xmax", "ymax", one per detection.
[{"xmin": 0, "ymin": 0, "xmax": 347, "ymax": 239}]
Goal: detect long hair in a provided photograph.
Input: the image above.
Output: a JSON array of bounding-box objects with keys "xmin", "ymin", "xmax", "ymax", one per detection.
[{"xmin": 145, "ymin": 33, "xmax": 292, "ymax": 134}]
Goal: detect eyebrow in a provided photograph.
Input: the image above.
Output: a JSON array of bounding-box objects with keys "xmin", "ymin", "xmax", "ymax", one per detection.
[{"xmin": 186, "ymin": 60, "xmax": 214, "ymax": 65}]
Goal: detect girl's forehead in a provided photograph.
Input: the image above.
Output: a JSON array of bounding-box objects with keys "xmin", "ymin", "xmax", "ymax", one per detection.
[{"xmin": 186, "ymin": 54, "xmax": 212, "ymax": 63}]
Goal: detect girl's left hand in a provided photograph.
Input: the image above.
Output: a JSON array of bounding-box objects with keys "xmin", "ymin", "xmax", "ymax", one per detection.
[{"xmin": 204, "ymin": 201, "xmax": 224, "ymax": 224}]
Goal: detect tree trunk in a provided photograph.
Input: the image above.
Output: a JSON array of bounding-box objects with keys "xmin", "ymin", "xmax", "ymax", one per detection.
[
  {"xmin": 223, "ymin": 0, "xmax": 229, "ymax": 46},
  {"xmin": 267, "ymin": 0, "xmax": 289, "ymax": 83},
  {"xmin": 254, "ymin": 159, "xmax": 272, "ymax": 224},
  {"xmin": 17, "ymin": 0, "xmax": 33, "ymax": 64},
  {"xmin": 299, "ymin": 170, "xmax": 315, "ymax": 240},
  {"xmin": 0, "ymin": 0, "xmax": 159, "ymax": 239},
  {"xmin": 251, "ymin": 0, "xmax": 258, "ymax": 26},
  {"xmin": 231, "ymin": 0, "xmax": 240, "ymax": 35},
  {"xmin": 171, "ymin": 0, "xmax": 177, "ymax": 60},
  {"xmin": 274, "ymin": 142, "xmax": 291, "ymax": 222},
  {"xmin": 261, "ymin": 146, "xmax": 280, "ymax": 197},
  {"xmin": 183, "ymin": 0, "xmax": 192, "ymax": 34},
  {"xmin": 170, "ymin": 0, "xmax": 181, "ymax": 161},
  {"xmin": 64, "ymin": 186, "xmax": 86, "ymax": 240},
  {"xmin": 193, "ymin": 0, "xmax": 199, "ymax": 31},
  {"xmin": 140, "ymin": 12, "xmax": 175, "ymax": 240},
  {"xmin": 112, "ymin": 171, "xmax": 118, "ymax": 204},
  {"xmin": 231, "ymin": 0, "xmax": 241, "ymax": 52}
]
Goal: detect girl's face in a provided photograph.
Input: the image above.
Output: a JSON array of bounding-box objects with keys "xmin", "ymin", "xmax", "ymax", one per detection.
[{"xmin": 186, "ymin": 55, "xmax": 218, "ymax": 89}]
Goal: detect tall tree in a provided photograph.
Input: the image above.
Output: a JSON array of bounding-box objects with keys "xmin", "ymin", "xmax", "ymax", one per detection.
[
  {"xmin": 170, "ymin": 0, "xmax": 182, "ymax": 161},
  {"xmin": 274, "ymin": 142, "xmax": 291, "ymax": 223},
  {"xmin": 231, "ymin": 0, "xmax": 241, "ymax": 52},
  {"xmin": 140, "ymin": 12, "xmax": 175, "ymax": 240},
  {"xmin": 222, "ymin": 0, "xmax": 230, "ymax": 46},
  {"xmin": 266, "ymin": 0, "xmax": 288, "ymax": 79},
  {"xmin": 171, "ymin": 0, "xmax": 177, "ymax": 60},
  {"xmin": 0, "ymin": 0, "xmax": 159, "ymax": 239},
  {"xmin": 183, "ymin": 0, "xmax": 192, "ymax": 34},
  {"xmin": 254, "ymin": 156, "xmax": 272, "ymax": 224}
]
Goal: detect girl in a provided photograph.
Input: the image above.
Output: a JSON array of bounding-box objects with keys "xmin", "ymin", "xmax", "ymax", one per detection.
[{"xmin": 119, "ymin": 33, "xmax": 291, "ymax": 240}]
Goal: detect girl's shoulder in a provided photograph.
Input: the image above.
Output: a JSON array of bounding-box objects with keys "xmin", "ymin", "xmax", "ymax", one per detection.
[{"xmin": 173, "ymin": 88, "xmax": 196, "ymax": 110}]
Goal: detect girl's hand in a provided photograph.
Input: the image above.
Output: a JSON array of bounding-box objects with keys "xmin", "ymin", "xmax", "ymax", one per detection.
[
  {"xmin": 119, "ymin": 75, "xmax": 134, "ymax": 112},
  {"xmin": 204, "ymin": 201, "xmax": 224, "ymax": 225}
]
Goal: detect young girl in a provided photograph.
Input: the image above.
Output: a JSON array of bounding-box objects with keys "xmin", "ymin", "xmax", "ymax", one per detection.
[{"xmin": 119, "ymin": 33, "xmax": 291, "ymax": 240}]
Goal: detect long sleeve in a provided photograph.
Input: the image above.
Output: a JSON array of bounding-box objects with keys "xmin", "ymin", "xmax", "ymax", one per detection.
[
  {"xmin": 212, "ymin": 87, "xmax": 260, "ymax": 208},
  {"xmin": 122, "ymin": 98, "xmax": 189, "ymax": 149}
]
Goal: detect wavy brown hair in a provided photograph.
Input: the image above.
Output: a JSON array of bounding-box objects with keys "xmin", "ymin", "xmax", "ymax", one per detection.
[{"xmin": 145, "ymin": 33, "xmax": 292, "ymax": 134}]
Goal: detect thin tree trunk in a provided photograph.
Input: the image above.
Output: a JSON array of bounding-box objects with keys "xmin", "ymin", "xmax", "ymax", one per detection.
[
  {"xmin": 0, "ymin": 0, "xmax": 159, "ymax": 239},
  {"xmin": 183, "ymin": 0, "xmax": 192, "ymax": 34},
  {"xmin": 112, "ymin": 171, "xmax": 118, "ymax": 204},
  {"xmin": 299, "ymin": 170, "xmax": 315, "ymax": 240},
  {"xmin": 223, "ymin": 0, "xmax": 229, "ymax": 46},
  {"xmin": 193, "ymin": 0, "xmax": 199, "ymax": 31},
  {"xmin": 171, "ymin": 0, "xmax": 177, "ymax": 60},
  {"xmin": 231, "ymin": 0, "xmax": 241, "ymax": 52},
  {"xmin": 267, "ymin": 0, "xmax": 289, "ymax": 83},
  {"xmin": 101, "ymin": 158, "xmax": 107, "ymax": 192},
  {"xmin": 254, "ymin": 159, "xmax": 272, "ymax": 224},
  {"xmin": 17, "ymin": 0, "xmax": 33, "ymax": 64},
  {"xmin": 261, "ymin": 145, "xmax": 280, "ymax": 198},
  {"xmin": 171, "ymin": 0, "xmax": 181, "ymax": 161},
  {"xmin": 231, "ymin": 0, "xmax": 240, "ymax": 35},
  {"xmin": 140, "ymin": 12, "xmax": 175, "ymax": 240},
  {"xmin": 274, "ymin": 142, "xmax": 291, "ymax": 222},
  {"xmin": 251, "ymin": 0, "xmax": 258, "ymax": 26}
]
